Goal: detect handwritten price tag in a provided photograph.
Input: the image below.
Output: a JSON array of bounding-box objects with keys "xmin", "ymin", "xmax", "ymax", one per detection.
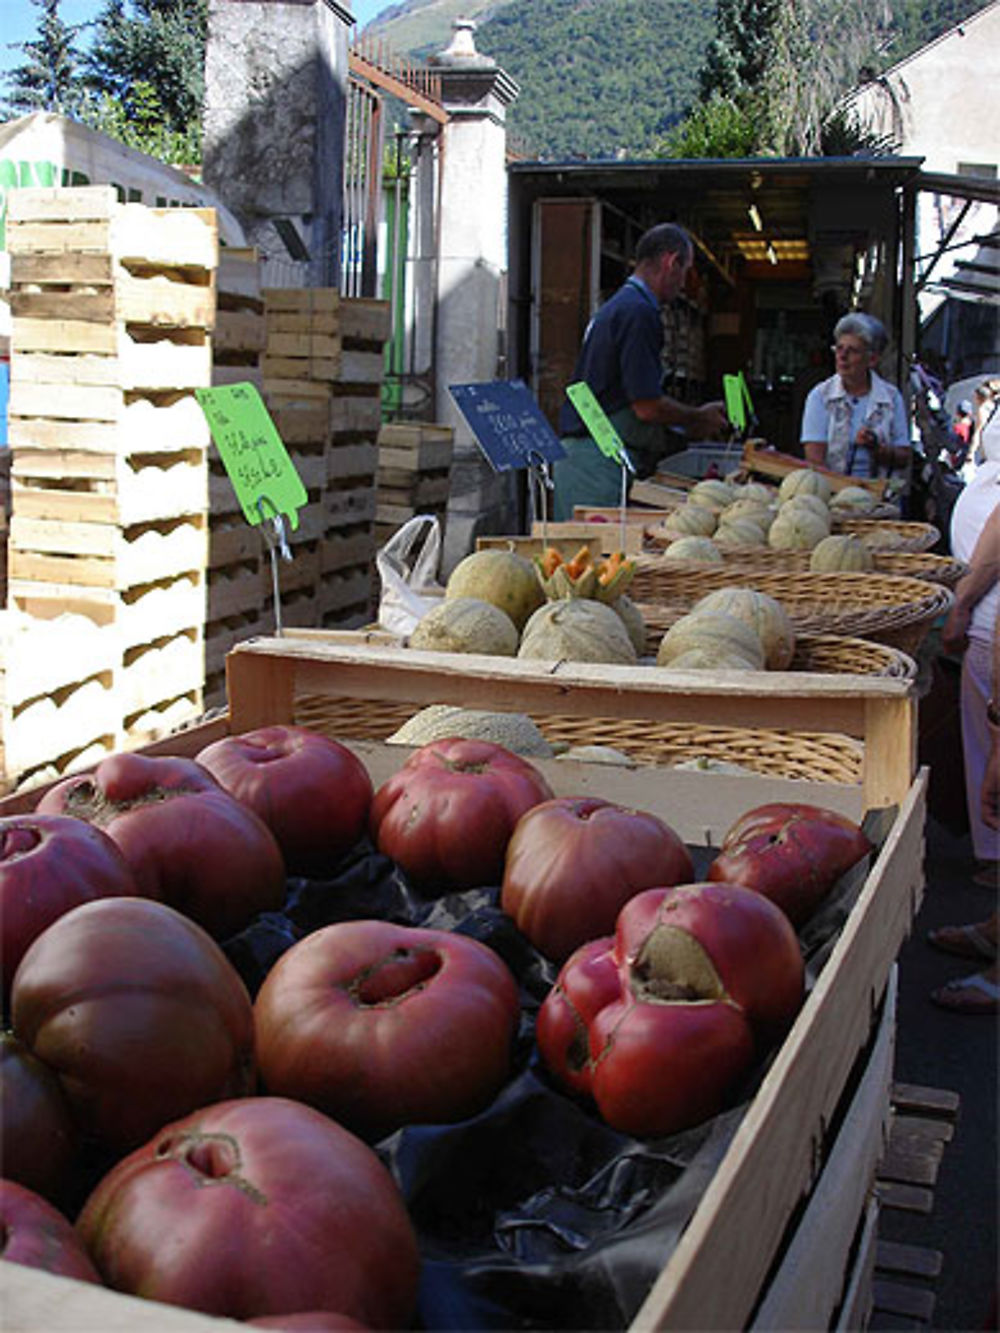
[
  {"xmin": 565, "ymin": 381, "xmax": 632, "ymax": 469},
  {"xmin": 195, "ymin": 383, "xmax": 307, "ymax": 529}
]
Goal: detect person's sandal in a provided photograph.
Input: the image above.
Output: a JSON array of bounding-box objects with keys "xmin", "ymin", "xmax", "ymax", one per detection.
[
  {"xmin": 927, "ymin": 923, "xmax": 997, "ymax": 962},
  {"xmin": 930, "ymin": 972, "xmax": 999, "ymax": 1015}
]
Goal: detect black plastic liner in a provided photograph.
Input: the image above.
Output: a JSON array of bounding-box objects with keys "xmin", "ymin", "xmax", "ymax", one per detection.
[{"xmin": 222, "ymin": 808, "xmax": 891, "ymax": 1332}]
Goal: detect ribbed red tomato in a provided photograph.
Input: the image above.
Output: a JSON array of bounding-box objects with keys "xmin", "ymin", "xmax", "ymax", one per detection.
[
  {"xmin": 537, "ymin": 882, "xmax": 804, "ymax": 1137},
  {"xmin": 196, "ymin": 725, "xmax": 373, "ymax": 877},
  {"xmin": 501, "ymin": 796, "xmax": 694, "ymax": 960},
  {"xmin": 254, "ymin": 918, "xmax": 520, "ymax": 1137},
  {"xmin": 36, "ymin": 751, "xmax": 285, "ymax": 939},
  {"xmin": 0, "ymin": 1032, "xmax": 78, "ymax": 1205},
  {"xmin": 707, "ymin": 802, "xmax": 872, "ymax": 925},
  {"xmin": 370, "ymin": 738, "xmax": 553, "ymax": 890},
  {"xmin": 1, "ymin": 813, "xmax": 136, "ymax": 1013},
  {"xmin": 12, "ymin": 897, "xmax": 255, "ymax": 1154},
  {"xmin": 0, "ymin": 1179, "xmax": 101, "ymax": 1284},
  {"xmin": 75, "ymin": 1096, "xmax": 419, "ymax": 1329}
]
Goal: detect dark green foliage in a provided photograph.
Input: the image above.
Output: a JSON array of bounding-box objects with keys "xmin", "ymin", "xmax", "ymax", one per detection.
[
  {"xmin": 83, "ymin": 0, "xmax": 207, "ymax": 133},
  {"xmin": 477, "ymin": 0, "xmax": 715, "ymax": 159},
  {"xmin": 885, "ymin": 0, "xmax": 985, "ymax": 63},
  {"xmin": 2, "ymin": 0, "xmax": 87, "ymax": 117}
]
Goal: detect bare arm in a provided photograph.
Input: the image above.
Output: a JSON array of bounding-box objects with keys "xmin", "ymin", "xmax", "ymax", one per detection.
[
  {"xmin": 942, "ymin": 504, "xmax": 1000, "ymax": 655},
  {"xmin": 803, "ymin": 441, "xmax": 828, "ymax": 467},
  {"xmin": 632, "ymin": 395, "xmax": 729, "ymax": 441}
]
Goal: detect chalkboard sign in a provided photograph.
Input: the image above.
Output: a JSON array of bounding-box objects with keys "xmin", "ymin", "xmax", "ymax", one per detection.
[{"xmin": 449, "ymin": 380, "xmax": 566, "ymax": 472}]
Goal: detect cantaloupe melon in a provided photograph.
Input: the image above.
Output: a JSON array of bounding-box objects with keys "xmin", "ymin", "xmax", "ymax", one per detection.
[
  {"xmin": 445, "ymin": 548, "xmax": 545, "ymax": 631},
  {"xmin": 409, "ymin": 596, "xmax": 519, "ymax": 656},
  {"xmin": 656, "ymin": 609, "xmax": 767, "ymax": 670},
  {"xmin": 693, "ymin": 586, "xmax": 795, "ymax": 669},
  {"xmin": 518, "ymin": 599, "xmax": 637, "ymax": 665}
]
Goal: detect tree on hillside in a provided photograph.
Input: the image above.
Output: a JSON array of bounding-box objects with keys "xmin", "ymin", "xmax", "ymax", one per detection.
[
  {"xmin": 2, "ymin": 0, "xmax": 87, "ymax": 118},
  {"xmin": 667, "ymin": 0, "xmax": 894, "ymax": 157}
]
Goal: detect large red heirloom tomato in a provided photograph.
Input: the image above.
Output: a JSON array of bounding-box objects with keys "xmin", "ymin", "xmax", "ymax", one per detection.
[
  {"xmin": 0, "ymin": 1032, "xmax": 78, "ymax": 1205},
  {"xmin": 707, "ymin": 802, "xmax": 872, "ymax": 926},
  {"xmin": 196, "ymin": 725, "xmax": 374, "ymax": 877},
  {"xmin": 370, "ymin": 738, "xmax": 553, "ymax": 890},
  {"xmin": 255, "ymin": 919, "xmax": 520, "ymax": 1137},
  {"xmin": 75, "ymin": 1096, "xmax": 420, "ymax": 1329},
  {"xmin": 1, "ymin": 813, "xmax": 136, "ymax": 1011},
  {"xmin": 36, "ymin": 751, "xmax": 285, "ymax": 939},
  {"xmin": 537, "ymin": 882, "xmax": 804, "ymax": 1137},
  {"xmin": 12, "ymin": 897, "xmax": 255, "ymax": 1154},
  {"xmin": 0, "ymin": 1179, "xmax": 102, "ymax": 1284},
  {"xmin": 501, "ymin": 796, "xmax": 694, "ymax": 961}
]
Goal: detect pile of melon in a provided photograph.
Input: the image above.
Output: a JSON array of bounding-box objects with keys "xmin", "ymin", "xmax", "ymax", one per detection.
[
  {"xmin": 407, "ymin": 547, "xmax": 801, "ymax": 680},
  {"xmin": 653, "ymin": 470, "xmax": 882, "ymax": 569},
  {"xmin": 407, "ymin": 547, "xmax": 643, "ymax": 667}
]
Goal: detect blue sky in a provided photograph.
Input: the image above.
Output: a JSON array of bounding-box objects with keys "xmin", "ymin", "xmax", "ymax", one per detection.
[{"xmin": 1, "ymin": 0, "xmax": 392, "ymax": 79}]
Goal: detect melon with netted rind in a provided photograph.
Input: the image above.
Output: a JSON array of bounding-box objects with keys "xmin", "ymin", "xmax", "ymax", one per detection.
[
  {"xmin": 445, "ymin": 548, "xmax": 544, "ymax": 631},
  {"xmin": 663, "ymin": 536, "xmax": 724, "ymax": 563},
  {"xmin": 715, "ymin": 517, "xmax": 768, "ymax": 548},
  {"xmin": 779, "ymin": 492, "xmax": 831, "ymax": 526},
  {"xmin": 830, "ymin": 485, "xmax": 879, "ymax": 513},
  {"xmin": 778, "ymin": 468, "xmax": 833, "ymax": 504},
  {"xmin": 809, "ymin": 533, "xmax": 875, "ymax": 572},
  {"xmin": 518, "ymin": 598, "xmax": 637, "ymax": 665},
  {"xmin": 409, "ymin": 596, "xmax": 519, "ymax": 656},
  {"xmin": 662, "ymin": 504, "xmax": 718, "ymax": 537},
  {"xmin": 662, "ymin": 646, "xmax": 764, "ymax": 672},
  {"xmin": 768, "ymin": 507, "xmax": 829, "ymax": 551},
  {"xmin": 611, "ymin": 594, "xmax": 647, "ymax": 655},
  {"xmin": 693, "ymin": 586, "xmax": 795, "ymax": 669},
  {"xmin": 689, "ymin": 478, "xmax": 736, "ymax": 510},
  {"xmin": 656, "ymin": 609, "xmax": 767, "ymax": 670}
]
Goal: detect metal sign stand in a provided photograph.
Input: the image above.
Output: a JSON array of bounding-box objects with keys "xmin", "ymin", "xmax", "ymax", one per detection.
[{"xmin": 257, "ymin": 497, "xmax": 293, "ymax": 637}]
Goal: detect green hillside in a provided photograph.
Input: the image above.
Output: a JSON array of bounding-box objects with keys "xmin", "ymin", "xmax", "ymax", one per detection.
[{"xmin": 366, "ymin": 0, "xmax": 990, "ymax": 159}]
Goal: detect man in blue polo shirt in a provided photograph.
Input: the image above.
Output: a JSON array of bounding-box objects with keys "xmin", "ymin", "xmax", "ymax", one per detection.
[{"xmin": 551, "ymin": 223, "xmax": 728, "ymax": 520}]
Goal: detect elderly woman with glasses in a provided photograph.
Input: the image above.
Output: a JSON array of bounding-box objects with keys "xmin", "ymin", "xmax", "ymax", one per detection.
[{"xmin": 800, "ymin": 313, "xmax": 910, "ymax": 478}]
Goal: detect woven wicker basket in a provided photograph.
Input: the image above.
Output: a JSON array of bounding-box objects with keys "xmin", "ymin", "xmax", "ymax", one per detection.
[
  {"xmin": 628, "ymin": 566, "xmax": 953, "ymax": 654},
  {"xmin": 291, "ymin": 693, "xmax": 866, "ymax": 785},
  {"xmin": 647, "ymin": 547, "xmax": 965, "ymax": 589},
  {"xmin": 832, "ymin": 517, "xmax": 940, "ymax": 551},
  {"xmin": 635, "ymin": 621, "xmax": 916, "ymax": 679}
]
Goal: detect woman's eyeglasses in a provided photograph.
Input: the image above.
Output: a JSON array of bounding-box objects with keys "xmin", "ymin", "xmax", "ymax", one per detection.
[{"xmin": 831, "ymin": 344, "xmax": 867, "ymax": 358}]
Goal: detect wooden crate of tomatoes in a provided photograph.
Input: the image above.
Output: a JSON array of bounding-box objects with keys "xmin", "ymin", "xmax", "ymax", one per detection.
[{"xmin": 0, "ymin": 636, "xmax": 925, "ymax": 1332}]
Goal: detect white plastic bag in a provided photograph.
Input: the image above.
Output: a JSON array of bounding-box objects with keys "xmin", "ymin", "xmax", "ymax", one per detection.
[{"xmin": 375, "ymin": 514, "xmax": 445, "ymax": 637}]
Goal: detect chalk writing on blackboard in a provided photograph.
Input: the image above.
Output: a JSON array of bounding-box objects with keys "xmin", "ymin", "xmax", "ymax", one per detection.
[{"xmin": 449, "ymin": 380, "xmax": 566, "ymax": 473}]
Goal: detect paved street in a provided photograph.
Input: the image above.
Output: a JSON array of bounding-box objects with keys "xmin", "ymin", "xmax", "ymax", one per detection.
[{"xmin": 883, "ymin": 812, "xmax": 998, "ymax": 1331}]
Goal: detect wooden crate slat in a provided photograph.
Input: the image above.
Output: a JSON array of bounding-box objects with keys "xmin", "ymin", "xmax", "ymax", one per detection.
[
  {"xmin": 8, "ymin": 396, "xmax": 211, "ymax": 455},
  {"xmin": 875, "ymin": 1240, "xmax": 944, "ymax": 1280},
  {"xmin": 263, "ymin": 287, "xmax": 341, "ymax": 314},
  {"xmin": 328, "ymin": 442, "xmax": 378, "ymax": 481},
  {"xmin": 8, "ymin": 574, "xmax": 206, "ymax": 649},
  {"xmin": 261, "ymin": 354, "xmax": 342, "ymax": 382},
  {"xmin": 338, "ymin": 297, "xmax": 391, "ymax": 343}
]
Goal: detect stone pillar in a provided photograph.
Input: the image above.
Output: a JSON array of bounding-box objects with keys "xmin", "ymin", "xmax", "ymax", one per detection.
[
  {"xmin": 428, "ymin": 21, "xmax": 520, "ymax": 573},
  {"xmin": 202, "ymin": 0, "xmax": 353, "ymax": 287}
]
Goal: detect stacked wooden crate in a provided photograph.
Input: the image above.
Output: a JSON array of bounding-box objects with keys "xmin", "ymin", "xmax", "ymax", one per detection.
[
  {"xmin": 261, "ymin": 291, "xmax": 388, "ymax": 630},
  {"xmin": 203, "ymin": 248, "xmax": 267, "ymax": 709},
  {"xmin": 374, "ymin": 420, "xmax": 454, "ymax": 548},
  {"xmin": 3, "ymin": 185, "xmax": 214, "ymax": 789},
  {"xmin": 324, "ymin": 297, "xmax": 388, "ymax": 627},
  {"xmin": 212, "ymin": 246, "xmax": 265, "ymax": 390}
]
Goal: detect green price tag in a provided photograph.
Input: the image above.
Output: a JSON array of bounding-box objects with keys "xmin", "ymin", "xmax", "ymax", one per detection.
[
  {"xmin": 723, "ymin": 372, "xmax": 755, "ymax": 432},
  {"xmin": 566, "ymin": 381, "xmax": 631, "ymax": 468},
  {"xmin": 195, "ymin": 383, "xmax": 307, "ymax": 529},
  {"xmin": 723, "ymin": 374, "xmax": 746, "ymax": 431}
]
